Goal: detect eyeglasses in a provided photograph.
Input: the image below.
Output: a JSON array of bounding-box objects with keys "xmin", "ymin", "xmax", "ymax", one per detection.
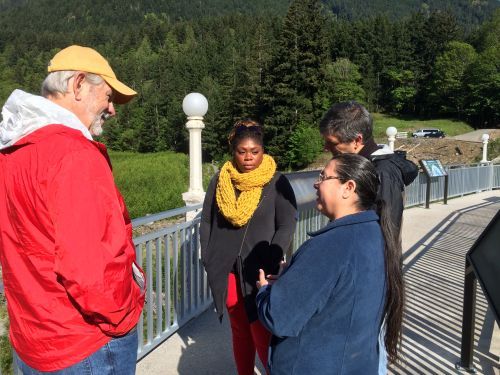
[{"xmin": 315, "ymin": 172, "xmax": 341, "ymax": 185}]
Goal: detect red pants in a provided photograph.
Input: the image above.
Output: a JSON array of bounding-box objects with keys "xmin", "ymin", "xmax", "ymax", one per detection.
[{"xmin": 226, "ymin": 273, "xmax": 271, "ymax": 375}]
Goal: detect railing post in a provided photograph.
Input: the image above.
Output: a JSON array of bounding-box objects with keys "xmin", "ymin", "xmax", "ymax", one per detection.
[
  {"xmin": 488, "ymin": 162, "xmax": 494, "ymax": 191},
  {"xmin": 443, "ymin": 174, "xmax": 449, "ymax": 205},
  {"xmin": 425, "ymin": 175, "xmax": 431, "ymax": 209},
  {"xmin": 455, "ymin": 259, "xmax": 477, "ymax": 373},
  {"xmin": 476, "ymin": 164, "xmax": 481, "ymax": 193}
]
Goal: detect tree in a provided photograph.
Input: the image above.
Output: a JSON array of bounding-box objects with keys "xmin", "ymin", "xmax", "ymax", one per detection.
[
  {"xmin": 462, "ymin": 10, "xmax": 500, "ymax": 127},
  {"xmin": 262, "ymin": 0, "xmax": 328, "ymax": 167},
  {"xmin": 384, "ymin": 69, "xmax": 417, "ymax": 113},
  {"xmin": 0, "ymin": 50, "xmax": 18, "ymax": 105},
  {"xmin": 429, "ymin": 41, "xmax": 477, "ymax": 116},
  {"xmin": 352, "ymin": 16, "xmax": 394, "ymax": 109},
  {"xmin": 408, "ymin": 10, "xmax": 460, "ymax": 114},
  {"xmin": 463, "ymin": 47, "xmax": 500, "ymax": 128},
  {"xmin": 470, "ymin": 8, "xmax": 500, "ymax": 52},
  {"xmin": 319, "ymin": 58, "xmax": 365, "ymax": 110}
]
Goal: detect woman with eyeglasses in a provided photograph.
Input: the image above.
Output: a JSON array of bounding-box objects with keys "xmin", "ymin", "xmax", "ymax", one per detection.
[
  {"xmin": 200, "ymin": 119, "xmax": 297, "ymax": 375},
  {"xmin": 256, "ymin": 153, "xmax": 404, "ymax": 374}
]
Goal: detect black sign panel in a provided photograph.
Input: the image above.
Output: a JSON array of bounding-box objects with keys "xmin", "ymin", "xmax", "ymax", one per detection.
[{"xmin": 466, "ymin": 210, "xmax": 500, "ymax": 324}]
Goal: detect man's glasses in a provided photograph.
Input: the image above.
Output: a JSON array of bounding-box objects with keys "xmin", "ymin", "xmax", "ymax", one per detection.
[{"xmin": 315, "ymin": 172, "xmax": 341, "ymax": 185}]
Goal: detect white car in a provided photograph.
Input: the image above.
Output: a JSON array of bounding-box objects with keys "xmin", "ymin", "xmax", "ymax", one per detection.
[{"xmin": 412, "ymin": 129, "xmax": 445, "ymax": 138}]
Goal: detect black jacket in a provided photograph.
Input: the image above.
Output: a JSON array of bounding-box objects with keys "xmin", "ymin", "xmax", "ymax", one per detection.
[
  {"xmin": 359, "ymin": 140, "xmax": 418, "ymax": 232},
  {"xmin": 200, "ymin": 172, "xmax": 297, "ymax": 322}
]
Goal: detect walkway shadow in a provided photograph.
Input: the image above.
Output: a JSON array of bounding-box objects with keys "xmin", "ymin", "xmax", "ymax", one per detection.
[
  {"xmin": 176, "ymin": 308, "xmax": 265, "ymax": 375},
  {"xmin": 390, "ymin": 196, "xmax": 500, "ymax": 374}
]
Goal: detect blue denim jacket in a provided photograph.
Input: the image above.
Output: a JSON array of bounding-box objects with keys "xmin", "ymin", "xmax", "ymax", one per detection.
[{"xmin": 257, "ymin": 210, "xmax": 386, "ymax": 375}]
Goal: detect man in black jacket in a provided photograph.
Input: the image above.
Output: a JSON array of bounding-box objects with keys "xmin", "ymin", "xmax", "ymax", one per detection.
[
  {"xmin": 319, "ymin": 101, "xmax": 417, "ymax": 232},
  {"xmin": 319, "ymin": 101, "xmax": 418, "ymax": 375}
]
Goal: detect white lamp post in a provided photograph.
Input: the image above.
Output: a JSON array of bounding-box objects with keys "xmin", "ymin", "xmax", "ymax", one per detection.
[
  {"xmin": 182, "ymin": 93, "xmax": 208, "ymax": 220},
  {"xmin": 481, "ymin": 133, "xmax": 490, "ymax": 163},
  {"xmin": 386, "ymin": 126, "xmax": 398, "ymax": 151}
]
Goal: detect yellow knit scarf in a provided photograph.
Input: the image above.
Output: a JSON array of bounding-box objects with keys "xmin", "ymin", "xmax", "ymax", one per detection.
[{"xmin": 216, "ymin": 154, "xmax": 276, "ymax": 227}]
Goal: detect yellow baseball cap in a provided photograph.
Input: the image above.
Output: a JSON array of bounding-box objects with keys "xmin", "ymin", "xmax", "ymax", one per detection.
[{"xmin": 48, "ymin": 45, "xmax": 137, "ymax": 104}]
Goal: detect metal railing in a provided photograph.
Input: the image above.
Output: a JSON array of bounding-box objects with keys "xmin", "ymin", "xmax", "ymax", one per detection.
[
  {"xmin": 405, "ymin": 162, "xmax": 498, "ymax": 207},
  {"xmin": 131, "ymin": 204, "xmax": 211, "ymax": 360},
  {"xmin": 2, "ymin": 163, "xmax": 498, "ymax": 372},
  {"xmin": 396, "ymin": 131, "xmax": 409, "ymax": 139}
]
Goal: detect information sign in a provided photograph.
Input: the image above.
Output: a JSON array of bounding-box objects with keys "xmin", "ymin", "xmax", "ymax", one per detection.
[{"xmin": 420, "ymin": 159, "xmax": 447, "ymax": 177}]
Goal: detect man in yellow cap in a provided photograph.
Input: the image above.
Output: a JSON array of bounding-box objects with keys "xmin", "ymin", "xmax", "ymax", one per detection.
[
  {"xmin": 0, "ymin": 45, "xmax": 145, "ymax": 374},
  {"xmin": 45, "ymin": 44, "xmax": 137, "ymax": 136}
]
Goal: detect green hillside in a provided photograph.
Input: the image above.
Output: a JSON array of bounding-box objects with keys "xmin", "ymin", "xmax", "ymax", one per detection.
[
  {"xmin": 325, "ymin": 0, "xmax": 499, "ymax": 25},
  {"xmin": 0, "ymin": 0, "xmax": 498, "ymax": 170},
  {"xmin": 1, "ymin": 0, "xmax": 497, "ymax": 27}
]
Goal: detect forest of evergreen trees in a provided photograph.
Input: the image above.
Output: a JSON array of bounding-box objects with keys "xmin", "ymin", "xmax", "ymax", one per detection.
[{"xmin": 0, "ymin": 0, "xmax": 499, "ymax": 168}]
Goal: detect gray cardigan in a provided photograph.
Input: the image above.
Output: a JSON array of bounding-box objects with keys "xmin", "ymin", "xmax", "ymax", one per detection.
[{"xmin": 200, "ymin": 172, "xmax": 297, "ymax": 322}]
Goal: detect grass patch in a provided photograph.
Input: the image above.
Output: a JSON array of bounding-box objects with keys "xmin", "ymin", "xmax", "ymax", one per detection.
[
  {"xmin": 372, "ymin": 113, "xmax": 474, "ymax": 139},
  {"xmin": 110, "ymin": 151, "xmax": 217, "ymax": 219},
  {"xmin": 488, "ymin": 138, "xmax": 500, "ymax": 161},
  {"xmin": 0, "ymin": 293, "xmax": 12, "ymax": 375},
  {"xmin": 110, "ymin": 151, "xmax": 189, "ymax": 219}
]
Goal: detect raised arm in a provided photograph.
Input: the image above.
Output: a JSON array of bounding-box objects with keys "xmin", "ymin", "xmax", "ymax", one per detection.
[{"xmin": 256, "ymin": 237, "xmax": 347, "ymax": 338}]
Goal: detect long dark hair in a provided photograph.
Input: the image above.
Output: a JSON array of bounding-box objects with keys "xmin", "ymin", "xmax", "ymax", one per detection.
[{"xmin": 332, "ymin": 153, "xmax": 404, "ymax": 363}]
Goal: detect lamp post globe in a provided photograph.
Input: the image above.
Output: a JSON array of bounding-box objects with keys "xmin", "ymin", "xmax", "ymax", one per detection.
[
  {"xmin": 386, "ymin": 126, "xmax": 397, "ymax": 137},
  {"xmin": 183, "ymin": 93, "xmax": 208, "ymax": 118},
  {"xmin": 386, "ymin": 126, "xmax": 397, "ymax": 151},
  {"xmin": 481, "ymin": 133, "xmax": 490, "ymax": 142}
]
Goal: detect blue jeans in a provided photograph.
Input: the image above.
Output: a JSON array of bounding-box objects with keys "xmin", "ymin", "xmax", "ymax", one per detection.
[{"xmin": 15, "ymin": 328, "xmax": 138, "ymax": 374}]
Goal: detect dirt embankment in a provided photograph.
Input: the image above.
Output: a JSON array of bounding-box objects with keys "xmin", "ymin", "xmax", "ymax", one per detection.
[
  {"xmin": 394, "ymin": 138, "xmax": 483, "ymax": 166},
  {"xmin": 310, "ymin": 131, "xmax": 499, "ymax": 170},
  {"xmin": 393, "ymin": 129, "xmax": 500, "ymax": 165}
]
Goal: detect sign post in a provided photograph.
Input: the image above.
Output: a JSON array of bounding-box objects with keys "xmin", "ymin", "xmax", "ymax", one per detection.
[{"xmin": 418, "ymin": 159, "xmax": 448, "ymax": 208}]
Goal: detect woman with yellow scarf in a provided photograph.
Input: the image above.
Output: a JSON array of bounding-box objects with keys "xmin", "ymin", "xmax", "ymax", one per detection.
[{"xmin": 200, "ymin": 119, "xmax": 297, "ymax": 375}]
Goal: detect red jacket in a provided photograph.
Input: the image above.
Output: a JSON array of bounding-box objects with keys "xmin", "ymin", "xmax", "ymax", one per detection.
[{"xmin": 0, "ymin": 125, "xmax": 145, "ymax": 371}]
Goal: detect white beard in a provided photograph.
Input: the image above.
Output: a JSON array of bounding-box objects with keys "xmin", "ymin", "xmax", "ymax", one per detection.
[
  {"xmin": 89, "ymin": 111, "xmax": 111, "ymax": 137},
  {"xmin": 89, "ymin": 117, "xmax": 103, "ymax": 136}
]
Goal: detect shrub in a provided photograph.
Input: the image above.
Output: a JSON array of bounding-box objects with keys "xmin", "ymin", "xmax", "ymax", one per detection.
[{"xmin": 286, "ymin": 122, "xmax": 323, "ymax": 169}]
